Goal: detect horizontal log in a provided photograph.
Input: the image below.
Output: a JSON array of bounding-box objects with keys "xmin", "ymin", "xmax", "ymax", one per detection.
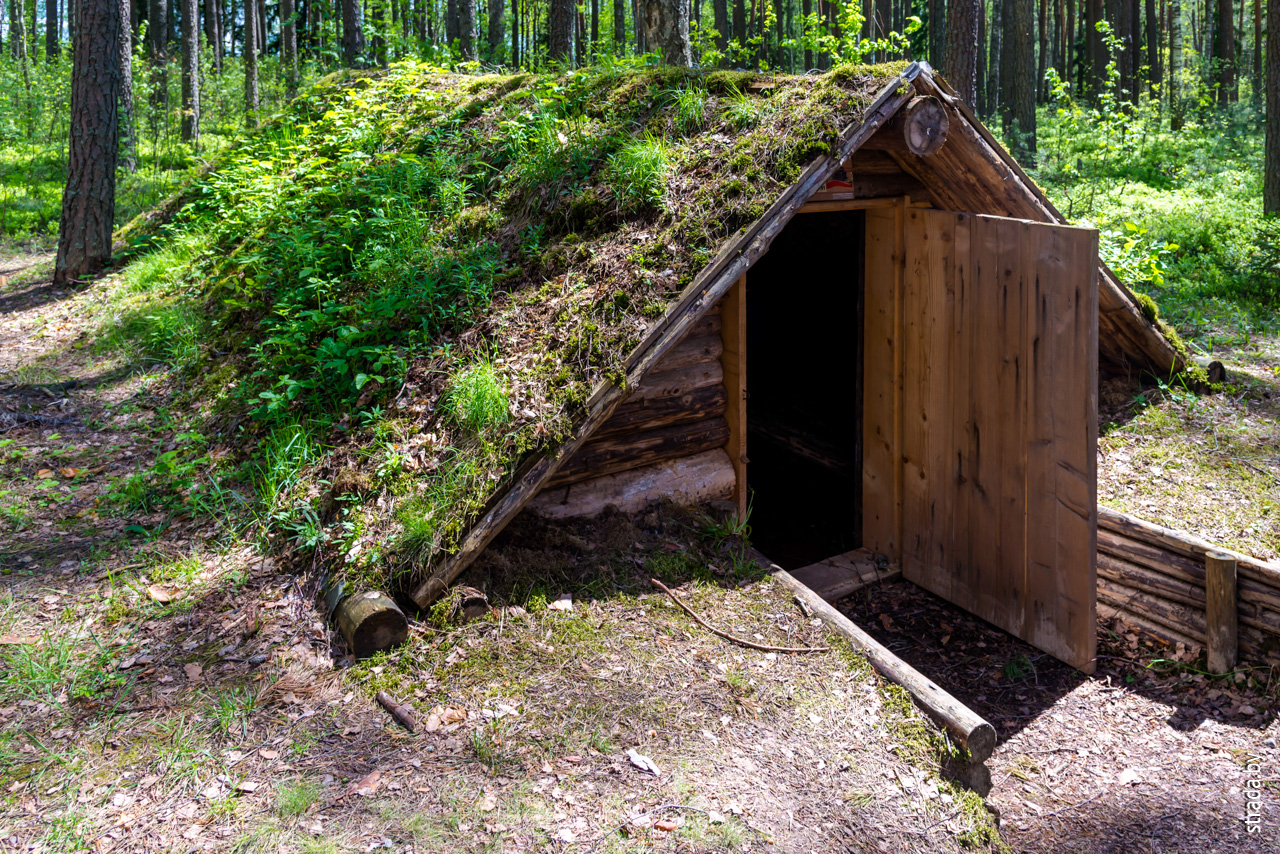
[
  {"xmin": 545, "ymin": 416, "xmax": 731, "ymax": 487},
  {"xmin": 629, "ymin": 360, "xmax": 724, "ymax": 401},
  {"xmin": 1098, "ymin": 576, "xmax": 1207, "ymax": 643},
  {"xmin": 846, "ymin": 148, "xmax": 908, "ymax": 174},
  {"xmin": 334, "ymin": 590, "xmax": 409, "ymax": 658},
  {"xmin": 1096, "ymin": 552, "xmax": 1205, "ymax": 610},
  {"xmin": 1097, "ymin": 507, "xmax": 1280, "ymax": 602},
  {"xmin": 650, "ymin": 331, "xmax": 724, "ymax": 373},
  {"xmin": 771, "ymin": 566, "xmax": 997, "ymax": 764},
  {"xmin": 1097, "ymin": 601, "xmax": 1204, "ymax": 650},
  {"xmin": 592, "ymin": 383, "xmax": 728, "ymax": 442},
  {"xmin": 530, "ymin": 449, "xmax": 735, "ymax": 519}
]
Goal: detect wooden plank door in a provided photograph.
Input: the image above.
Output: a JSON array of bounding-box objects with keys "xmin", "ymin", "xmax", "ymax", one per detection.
[{"xmin": 897, "ymin": 209, "xmax": 1099, "ymax": 672}]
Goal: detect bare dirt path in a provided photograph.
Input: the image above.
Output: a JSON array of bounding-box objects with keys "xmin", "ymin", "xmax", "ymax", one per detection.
[{"xmin": 841, "ymin": 578, "xmax": 1278, "ymax": 853}]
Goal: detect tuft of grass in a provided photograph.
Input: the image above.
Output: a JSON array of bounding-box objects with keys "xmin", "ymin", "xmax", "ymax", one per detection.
[
  {"xmin": 673, "ymin": 87, "xmax": 708, "ymax": 134},
  {"xmin": 720, "ymin": 85, "xmax": 761, "ymax": 131},
  {"xmin": 608, "ymin": 135, "xmax": 668, "ymax": 212},
  {"xmin": 276, "ymin": 778, "xmax": 325, "ymax": 818},
  {"xmin": 442, "ymin": 359, "xmax": 510, "ymax": 435}
]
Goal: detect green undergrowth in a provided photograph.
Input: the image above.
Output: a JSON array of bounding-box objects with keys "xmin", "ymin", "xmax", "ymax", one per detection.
[{"xmin": 107, "ymin": 60, "xmax": 906, "ymax": 597}]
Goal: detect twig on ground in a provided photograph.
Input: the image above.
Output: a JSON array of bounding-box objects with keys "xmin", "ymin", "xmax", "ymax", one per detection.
[
  {"xmin": 649, "ymin": 579, "xmax": 828, "ymax": 654},
  {"xmin": 1039, "ymin": 790, "xmax": 1106, "ymax": 819}
]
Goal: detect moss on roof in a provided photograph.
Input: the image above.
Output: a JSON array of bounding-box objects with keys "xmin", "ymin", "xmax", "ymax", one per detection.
[{"xmin": 124, "ymin": 60, "xmax": 907, "ymax": 592}]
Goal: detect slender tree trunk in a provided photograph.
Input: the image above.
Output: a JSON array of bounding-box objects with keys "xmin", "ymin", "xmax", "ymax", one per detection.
[
  {"xmin": 1264, "ymin": 0, "xmax": 1278, "ymax": 213},
  {"xmin": 456, "ymin": 0, "xmax": 475, "ymax": 59},
  {"xmin": 512, "ymin": 0, "xmax": 520, "ymax": 63},
  {"xmin": 977, "ymin": 0, "xmax": 987, "ymax": 108},
  {"xmin": 1254, "ymin": 0, "xmax": 1263, "ymax": 101},
  {"xmin": 245, "ymin": 0, "xmax": 260, "ymax": 124},
  {"xmin": 46, "ymin": 0, "xmax": 60, "ymax": 57},
  {"xmin": 119, "ymin": 0, "xmax": 137, "ymax": 169},
  {"xmin": 946, "ymin": 0, "xmax": 980, "ymax": 105},
  {"xmin": 1087, "ymin": 0, "xmax": 1105, "ymax": 98},
  {"xmin": 549, "ymin": 0, "xmax": 573, "ymax": 59},
  {"xmin": 732, "ymin": 0, "xmax": 744, "ymax": 44},
  {"xmin": 929, "ymin": 0, "xmax": 945, "ymax": 66},
  {"xmin": 617, "ymin": 0, "xmax": 628, "ymax": 50},
  {"xmin": 55, "ymin": 0, "xmax": 121, "ymax": 286},
  {"xmin": 576, "ymin": 6, "xmax": 585, "ymax": 63},
  {"xmin": 446, "ymin": 0, "xmax": 458, "ymax": 42},
  {"xmin": 987, "ymin": 0, "xmax": 1002, "ymax": 117},
  {"xmin": 1215, "ymin": 0, "xmax": 1235, "ymax": 103},
  {"xmin": 1037, "ymin": 0, "xmax": 1048, "ymax": 101},
  {"xmin": 488, "ymin": 0, "xmax": 503, "ymax": 54},
  {"xmin": 283, "ymin": 0, "xmax": 298, "ymax": 93},
  {"xmin": 179, "ymin": 0, "xmax": 197, "ymax": 142},
  {"xmin": 372, "ymin": 0, "xmax": 387, "ymax": 64},
  {"xmin": 1171, "ymin": 0, "xmax": 1184, "ymax": 126},
  {"xmin": 1005, "ymin": 0, "xmax": 1036, "ymax": 161},
  {"xmin": 343, "ymin": 0, "xmax": 365, "ymax": 63},
  {"xmin": 203, "ymin": 0, "xmax": 221, "ymax": 70},
  {"xmin": 591, "ymin": 0, "xmax": 598, "ymax": 47},
  {"xmin": 1145, "ymin": 0, "xmax": 1159, "ymax": 95}
]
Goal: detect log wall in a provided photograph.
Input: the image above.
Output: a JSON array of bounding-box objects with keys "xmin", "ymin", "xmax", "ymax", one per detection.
[
  {"xmin": 533, "ymin": 304, "xmax": 734, "ymax": 514},
  {"xmin": 1096, "ymin": 507, "xmax": 1280, "ymax": 663}
]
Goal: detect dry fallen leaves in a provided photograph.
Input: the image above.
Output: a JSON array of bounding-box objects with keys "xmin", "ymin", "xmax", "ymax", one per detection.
[
  {"xmin": 348, "ymin": 769, "xmax": 382, "ymax": 797},
  {"xmin": 146, "ymin": 584, "xmax": 180, "ymax": 603},
  {"xmin": 183, "ymin": 663, "xmax": 203, "ymax": 681},
  {"xmin": 625, "ymin": 749, "xmax": 661, "ymax": 777}
]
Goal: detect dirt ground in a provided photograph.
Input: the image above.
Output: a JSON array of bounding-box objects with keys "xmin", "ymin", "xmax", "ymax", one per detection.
[{"xmin": 2, "ymin": 246, "xmax": 1277, "ymax": 853}]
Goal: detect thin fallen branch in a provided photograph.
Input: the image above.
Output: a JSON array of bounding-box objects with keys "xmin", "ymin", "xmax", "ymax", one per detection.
[
  {"xmin": 376, "ymin": 690, "xmax": 417, "ymax": 732},
  {"xmin": 649, "ymin": 578, "xmax": 829, "ymax": 654}
]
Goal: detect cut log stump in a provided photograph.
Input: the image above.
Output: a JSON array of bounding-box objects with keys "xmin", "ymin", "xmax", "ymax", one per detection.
[{"xmin": 334, "ymin": 590, "xmax": 409, "ymax": 658}]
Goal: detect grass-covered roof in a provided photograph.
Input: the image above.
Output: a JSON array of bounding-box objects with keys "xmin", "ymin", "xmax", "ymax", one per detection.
[{"xmin": 122, "ymin": 60, "xmax": 908, "ymax": 594}]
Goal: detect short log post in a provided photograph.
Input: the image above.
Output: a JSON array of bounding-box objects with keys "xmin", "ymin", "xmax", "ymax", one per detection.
[
  {"xmin": 328, "ymin": 587, "xmax": 409, "ymax": 658},
  {"xmin": 1206, "ymin": 551, "xmax": 1239, "ymax": 673}
]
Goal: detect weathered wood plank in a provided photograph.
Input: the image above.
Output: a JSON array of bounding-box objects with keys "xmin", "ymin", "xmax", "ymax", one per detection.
[
  {"xmin": 649, "ymin": 331, "xmax": 724, "ymax": 373},
  {"xmin": 630, "ymin": 360, "xmax": 725, "ymax": 401},
  {"xmin": 791, "ymin": 549, "xmax": 902, "ymax": 602},
  {"xmin": 720, "ymin": 278, "xmax": 748, "ymax": 519},
  {"xmin": 861, "ymin": 206, "xmax": 902, "ymax": 561},
  {"xmin": 544, "ymin": 417, "xmax": 731, "ymax": 487},
  {"xmin": 529, "ymin": 449, "xmax": 735, "ymax": 519},
  {"xmin": 589, "ymin": 384, "xmax": 728, "ymax": 441}
]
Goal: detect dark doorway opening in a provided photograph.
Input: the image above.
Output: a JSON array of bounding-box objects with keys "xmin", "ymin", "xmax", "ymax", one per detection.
[{"xmin": 745, "ymin": 210, "xmax": 864, "ymax": 569}]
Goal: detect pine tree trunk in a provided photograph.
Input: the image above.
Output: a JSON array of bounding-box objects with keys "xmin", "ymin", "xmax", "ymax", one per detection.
[
  {"xmin": 617, "ymin": 0, "xmax": 628, "ymax": 50},
  {"xmin": 929, "ymin": 0, "xmax": 945, "ymax": 66},
  {"xmin": 119, "ymin": 0, "xmax": 137, "ymax": 169},
  {"xmin": 1037, "ymin": 0, "xmax": 1048, "ymax": 101},
  {"xmin": 1266, "ymin": 0, "xmax": 1278, "ymax": 213},
  {"xmin": 1005, "ymin": 0, "xmax": 1037, "ymax": 161},
  {"xmin": 204, "ymin": 0, "xmax": 221, "ymax": 70},
  {"xmin": 1215, "ymin": 0, "xmax": 1235, "ymax": 103},
  {"xmin": 512, "ymin": 0, "xmax": 520, "ymax": 63},
  {"xmin": 489, "ymin": 0, "xmax": 504, "ymax": 54},
  {"xmin": 1087, "ymin": 0, "xmax": 1106, "ymax": 98},
  {"xmin": 549, "ymin": 0, "xmax": 573, "ymax": 60},
  {"xmin": 46, "ymin": 0, "xmax": 59, "ymax": 57},
  {"xmin": 987, "ymin": 0, "xmax": 1002, "ymax": 117},
  {"xmin": 179, "ymin": 0, "xmax": 198, "ymax": 142},
  {"xmin": 55, "ymin": 0, "xmax": 120, "ymax": 287},
  {"xmin": 945, "ymin": 0, "xmax": 980, "ymax": 105},
  {"xmin": 645, "ymin": 0, "xmax": 696, "ymax": 63},
  {"xmin": 245, "ymin": 0, "xmax": 260, "ymax": 124},
  {"xmin": 977, "ymin": 0, "xmax": 987, "ymax": 109},
  {"xmin": 1255, "ymin": 0, "xmax": 1263, "ymax": 100},
  {"xmin": 343, "ymin": 0, "xmax": 365, "ymax": 64},
  {"xmin": 1146, "ymin": 0, "xmax": 1159, "ymax": 95},
  {"xmin": 283, "ymin": 0, "xmax": 298, "ymax": 93},
  {"xmin": 458, "ymin": 0, "xmax": 476, "ymax": 58},
  {"xmin": 732, "ymin": 0, "xmax": 744, "ymax": 44},
  {"xmin": 592, "ymin": 0, "xmax": 599, "ymax": 47}
]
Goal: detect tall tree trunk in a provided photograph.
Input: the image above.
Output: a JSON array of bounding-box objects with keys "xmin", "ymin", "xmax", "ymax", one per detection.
[
  {"xmin": 119, "ymin": 0, "xmax": 137, "ymax": 169},
  {"xmin": 283, "ymin": 0, "xmax": 298, "ymax": 93},
  {"xmin": 945, "ymin": 0, "xmax": 980, "ymax": 104},
  {"xmin": 549, "ymin": 0, "xmax": 573, "ymax": 59},
  {"xmin": 977, "ymin": 0, "xmax": 987, "ymax": 108},
  {"xmin": 1215, "ymin": 0, "xmax": 1235, "ymax": 103},
  {"xmin": 617, "ymin": 0, "xmax": 628, "ymax": 50},
  {"xmin": 343, "ymin": 0, "xmax": 365, "ymax": 63},
  {"xmin": 1087, "ymin": 0, "xmax": 1106, "ymax": 98},
  {"xmin": 512, "ymin": 0, "xmax": 520, "ymax": 63},
  {"xmin": 245, "ymin": 0, "xmax": 260, "ymax": 124},
  {"xmin": 204, "ymin": 0, "xmax": 222, "ymax": 70},
  {"xmin": 1171, "ymin": 0, "xmax": 1184, "ymax": 126},
  {"xmin": 576, "ymin": 5, "xmax": 585, "ymax": 63},
  {"xmin": 1037, "ymin": 0, "xmax": 1048, "ymax": 101},
  {"xmin": 1005, "ymin": 0, "xmax": 1036, "ymax": 161},
  {"xmin": 55, "ymin": 0, "xmax": 121, "ymax": 286},
  {"xmin": 929, "ymin": 0, "xmax": 945, "ymax": 66},
  {"xmin": 488, "ymin": 0, "xmax": 503, "ymax": 54},
  {"xmin": 179, "ymin": 0, "xmax": 198, "ymax": 142},
  {"xmin": 591, "ymin": 0, "xmax": 598, "ymax": 48},
  {"xmin": 1145, "ymin": 0, "xmax": 1159, "ymax": 95},
  {"xmin": 372, "ymin": 0, "xmax": 387, "ymax": 64},
  {"xmin": 46, "ymin": 0, "xmax": 60, "ymax": 57},
  {"xmin": 446, "ymin": 0, "xmax": 458, "ymax": 42},
  {"xmin": 1264, "ymin": 0, "xmax": 1277, "ymax": 213},
  {"xmin": 1255, "ymin": 0, "xmax": 1263, "ymax": 101},
  {"xmin": 732, "ymin": 0, "xmax": 744, "ymax": 44},
  {"xmin": 148, "ymin": 0, "xmax": 166, "ymax": 107},
  {"xmin": 456, "ymin": 0, "xmax": 475, "ymax": 58},
  {"xmin": 987, "ymin": 0, "xmax": 1002, "ymax": 117}
]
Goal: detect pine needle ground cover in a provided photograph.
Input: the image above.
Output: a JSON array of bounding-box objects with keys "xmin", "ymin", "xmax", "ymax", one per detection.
[{"xmin": 113, "ymin": 61, "xmax": 905, "ymax": 596}]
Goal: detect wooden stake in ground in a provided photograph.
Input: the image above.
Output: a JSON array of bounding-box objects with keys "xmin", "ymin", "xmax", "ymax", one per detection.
[{"xmin": 1206, "ymin": 551, "xmax": 1239, "ymax": 673}]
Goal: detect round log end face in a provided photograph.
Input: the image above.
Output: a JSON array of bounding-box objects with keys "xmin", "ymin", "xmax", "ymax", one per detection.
[
  {"xmin": 963, "ymin": 722, "xmax": 997, "ymax": 765},
  {"xmin": 903, "ymin": 96, "xmax": 949, "ymax": 157},
  {"xmin": 352, "ymin": 607, "xmax": 409, "ymax": 658},
  {"xmin": 336, "ymin": 590, "xmax": 409, "ymax": 658}
]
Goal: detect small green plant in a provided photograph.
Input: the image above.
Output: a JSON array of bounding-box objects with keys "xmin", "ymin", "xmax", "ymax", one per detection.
[
  {"xmin": 609, "ymin": 135, "xmax": 668, "ymax": 212},
  {"xmin": 470, "ymin": 721, "xmax": 512, "ymax": 773},
  {"xmin": 720, "ymin": 85, "xmax": 760, "ymax": 131},
  {"xmin": 673, "ymin": 87, "xmax": 707, "ymax": 134},
  {"xmin": 1001, "ymin": 653, "xmax": 1037, "ymax": 683},
  {"xmin": 276, "ymin": 778, "xmax": 324, "ymax": 818},
  {"xmin": 442, "ymin": 359, "xmax": 510, "ymax": 435}
]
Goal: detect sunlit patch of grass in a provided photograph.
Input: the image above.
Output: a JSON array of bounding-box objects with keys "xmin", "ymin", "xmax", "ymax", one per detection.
[
  {"xmin": 276, "ymin": 778, "xmax": 325, "ymax": 818},
  {"xmin": 608, "ymin": 135, "xmax": 668, "ymax": 212},
  {"xmin": 442, "ymin": 359, "xmax": 510, "ymax": 435}
]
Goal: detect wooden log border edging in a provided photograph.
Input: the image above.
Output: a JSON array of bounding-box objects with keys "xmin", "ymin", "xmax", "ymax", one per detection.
[
  {"xmin": 1097, "ymin": 507, "xmax": 1280, "ymax": 663},
  {"xmin": 772, "ymin": 566, "xmax": 997, "ymax": 764}
]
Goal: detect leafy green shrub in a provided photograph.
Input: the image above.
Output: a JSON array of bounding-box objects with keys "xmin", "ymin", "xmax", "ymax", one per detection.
[{"xmin": 608, "ymin": 135, "xmax": 668, "ymax": 212}]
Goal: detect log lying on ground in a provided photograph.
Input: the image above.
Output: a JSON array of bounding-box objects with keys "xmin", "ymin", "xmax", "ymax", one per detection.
[
  {"xmin": 332, "ymin": 589, "xmax": 409, "ymax": 658},
  {"xmin": 771, "ymin": 565, "xmax": 997, "ymax": 764}
]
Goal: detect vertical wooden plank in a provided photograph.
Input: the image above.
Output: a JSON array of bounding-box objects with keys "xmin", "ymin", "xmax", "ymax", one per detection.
[
  {"xmin": 719, "ymin": 276, "xmax": 748, "ymax": 521},
  {"xmin": 993, "ymin": 217, "xmax": 1029, "ymax": 635},
  {"xmin": 862, "ymin": 206, "xmax": 901, "ymax": 560},
  {"xmin": 1023, "ymin": 220, "xmax": 1097, "ymax": 672},
  {"xmin": 901, "ymin": 208, "xmax": 955, "ymax": 600}
]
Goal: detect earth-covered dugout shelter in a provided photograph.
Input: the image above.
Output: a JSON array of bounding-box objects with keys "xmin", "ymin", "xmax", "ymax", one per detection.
[
  {"xmin": 164, "ymin": 60, "xmax": 1188, "ymax": 674},
  {"xmin": 387, "ymin": 61, "xmax": 1184, "ymax": 677}
]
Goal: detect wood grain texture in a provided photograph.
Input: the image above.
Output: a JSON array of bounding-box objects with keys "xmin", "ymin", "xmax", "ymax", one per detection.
[
  {"xmin": 1206, "ymin": 551, "xmax": 1239, "ymax": 673},
  {"xmin": 543, "ymin": 417, "xmax": 731, "ymax": 487},
  {"xmin": 861, "ymin": 205, "xmax": 903, "ymax": 561},
  {"xmin": 720, "ymin": 278, "xmax": 749, "ymax": 519},
  {"xmin": 529, "ymin": 449, "xmax": 735, "ymax": 519}
]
